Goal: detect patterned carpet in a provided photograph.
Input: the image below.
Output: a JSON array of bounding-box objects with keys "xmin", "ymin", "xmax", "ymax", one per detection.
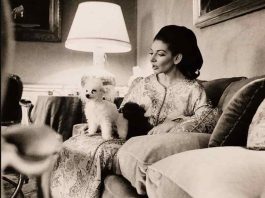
[{"xmin": 2, "ymin": 173, "xmax": 37, "ymax": 198}]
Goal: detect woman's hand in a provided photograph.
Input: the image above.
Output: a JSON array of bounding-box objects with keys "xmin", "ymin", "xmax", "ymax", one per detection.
[{"xmin": 148, "ymin": 120, "xmax": 178, "ymax": 135}]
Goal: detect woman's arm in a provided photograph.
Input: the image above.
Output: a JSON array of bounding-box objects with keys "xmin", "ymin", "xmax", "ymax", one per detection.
[
  {"xmin": 170, "ymin": 105, "xmax": 220, "ymax": 133},
  {"xmin": 172, "ymin": 83, "xmax": 220, "ymax": 133}
]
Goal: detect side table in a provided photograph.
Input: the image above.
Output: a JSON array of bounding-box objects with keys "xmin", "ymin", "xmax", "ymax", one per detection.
[{"xmin": 31, "ymin": 96, "xmax": 83, "ymax": 141}]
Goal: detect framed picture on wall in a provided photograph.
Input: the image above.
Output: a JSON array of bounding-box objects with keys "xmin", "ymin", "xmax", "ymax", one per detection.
[
  {"xmin": 193, "ymin": 0, "xmax": 265, "ymax": 28},
  {"xmin": 10, "ymin": 0, "xmax": 62, "ymax": 42}
]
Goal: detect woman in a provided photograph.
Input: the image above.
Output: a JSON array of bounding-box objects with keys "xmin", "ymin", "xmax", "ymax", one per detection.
[
  {"xmin": 121, "ymin": 25, "xmax": 218, "ymax": 135},
  {"xmin": 50, "ymin": 25, "xmax": 218, "ymax": 198}
]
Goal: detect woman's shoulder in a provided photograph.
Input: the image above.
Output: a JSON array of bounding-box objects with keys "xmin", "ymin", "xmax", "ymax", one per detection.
[
  {"xmin": 187, "ymin": 79, "xmax": 207, "ymax": 98},
  {"xmin": 180, "ymin": 78, "xmax": 205, "ymax": 93},
  {"xmin": 194, "ymin": 79, "xmax": 205, "ymax": 90}
]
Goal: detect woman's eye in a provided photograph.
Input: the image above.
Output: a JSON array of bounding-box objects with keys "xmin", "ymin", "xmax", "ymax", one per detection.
[
  {"xmin": 158, "ymin": 53, "xmax": 165, "ymax": 56},
  {"xmin": 149, "ymin": 52, "xmax": 153, "ymax": 56}
]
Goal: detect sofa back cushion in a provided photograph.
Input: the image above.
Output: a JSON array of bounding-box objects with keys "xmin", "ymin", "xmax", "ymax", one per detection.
[
  {"xmin": 209, "ymin": 77, "xmax": 265, "ymax": 147},
  {"xmin": 218, "ymin": 75, "xmax": 265, "ymax": 111},
  {"xmin": 200, "ymin": 77, "xmax": 246, "ymax": 107}
]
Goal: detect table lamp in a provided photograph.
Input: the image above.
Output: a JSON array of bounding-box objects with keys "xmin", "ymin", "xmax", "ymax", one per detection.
[{"xmin": 65, "ymin": 1, "xmax": 131, "ymax": 95}]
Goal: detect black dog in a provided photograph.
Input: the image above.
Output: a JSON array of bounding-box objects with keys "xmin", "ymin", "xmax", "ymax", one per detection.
[{"xmin": 121, "ymin": 102, "xmax": 153, "ymax": 139}]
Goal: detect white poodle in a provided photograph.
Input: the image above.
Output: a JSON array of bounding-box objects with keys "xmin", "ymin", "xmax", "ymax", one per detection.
[{"xmin": 81, "ymin": 78, "xmax": 128, "ymax": 140}]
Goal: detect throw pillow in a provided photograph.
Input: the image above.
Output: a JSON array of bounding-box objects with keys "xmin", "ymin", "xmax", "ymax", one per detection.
[
  {"xmin": 146, "ymin": 147, "xmax": 265, "ymax": 198},
  {"xmin": 209, "ymin": 77, "xmax": 265, "ymax": 147},
  {"xmin": 247, "ymin": 99, "xmax": 265, "ymax": 150}
]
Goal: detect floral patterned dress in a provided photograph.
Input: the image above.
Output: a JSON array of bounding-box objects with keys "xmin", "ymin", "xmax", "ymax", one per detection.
[{"xmin": 50, "ymin": 74, "xmax": 219, "ymax": 198}]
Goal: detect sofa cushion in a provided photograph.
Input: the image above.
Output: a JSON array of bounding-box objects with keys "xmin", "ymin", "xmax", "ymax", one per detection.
[
  {"xmin": 247, "ymin": 99, "xmax": 265, "ymax": 150},
  {"xmin": 218, "ymin": 75, "xmax": 265, "ymax": 111},
  {"xmin": 200, "ymin": 77, "xmax": 246, "ymax": 107},
  {"xmin": 117, "ymin": 133, "xmax": 210, "ymax": 194},
  {"xmin": 102, "ymin": 175, "xmax": 146, "ymax": 198},
  {"xmin": 146, "ymin": 147, "xmax": 265, "ymax": 198},
  {"xmin": 209, "ymin": 77, "xmax": 265, "ymax": 147}
]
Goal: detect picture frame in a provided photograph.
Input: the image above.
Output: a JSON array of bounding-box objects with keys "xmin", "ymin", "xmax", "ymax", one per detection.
[
  {"xmin": 193, "ymin": 0, "xmax": 265, "ymax": 28},
  {"xmin": 10, "ymin": 0, "xmax": 62, "ymax": 42}
]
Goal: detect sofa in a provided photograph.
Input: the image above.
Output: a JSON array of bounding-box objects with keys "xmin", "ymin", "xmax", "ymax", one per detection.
[{"xmin": 101, "ymin": 75, "xmax": 265, "ymax": 198}]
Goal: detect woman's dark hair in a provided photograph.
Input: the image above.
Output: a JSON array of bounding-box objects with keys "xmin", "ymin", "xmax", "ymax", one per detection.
[{"xmin": 154, "ymin": 25, "xmax": 203, "ymax": 79}]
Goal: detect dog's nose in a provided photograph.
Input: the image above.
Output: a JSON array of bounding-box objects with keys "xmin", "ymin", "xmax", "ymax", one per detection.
[{"xmin": 86, "ymin": 94, "xmax": 90, "ymax": 98}]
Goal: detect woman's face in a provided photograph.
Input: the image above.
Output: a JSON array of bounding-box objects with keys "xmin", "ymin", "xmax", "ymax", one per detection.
[{"xmin": 149, "ymin": 40, "xmax": 176, "ymax": 74}]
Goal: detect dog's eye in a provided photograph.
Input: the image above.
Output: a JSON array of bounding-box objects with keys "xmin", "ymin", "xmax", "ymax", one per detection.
[{"xmin": 91, "ymin": 89, "xmax": 97, "ymax": 94}]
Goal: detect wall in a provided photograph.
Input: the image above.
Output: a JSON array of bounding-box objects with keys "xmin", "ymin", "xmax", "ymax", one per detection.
[
  {"xmin": 137, "ymin": 0, "xmax": 265, "ymax": 80},
  {"xmin": 13, "ymin": 0, "xmax": 137, "ymax": 87}
]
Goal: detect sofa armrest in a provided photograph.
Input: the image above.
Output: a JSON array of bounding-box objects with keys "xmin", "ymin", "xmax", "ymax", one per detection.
[{"xmin": 117, "ymin": 132, "xmax": 210, "ymax": 195}]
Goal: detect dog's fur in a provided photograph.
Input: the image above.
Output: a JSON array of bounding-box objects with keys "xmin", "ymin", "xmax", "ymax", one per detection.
[
  {"xmin": 121, "ymin": 102, "xmax": 153, "ymax": 139},
  {"xmin": 81, "ymin": 78, "xmax": 128, "ymax": 140}
]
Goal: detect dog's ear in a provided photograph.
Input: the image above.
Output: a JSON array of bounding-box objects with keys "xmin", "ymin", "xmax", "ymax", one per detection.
[
  {"xmin": 81, "ymin": 76, "xmax": 89, "ymax": 87},
  {"xmin": 100, "ymin": 87, "xmax": 106, "ymax": 94}
]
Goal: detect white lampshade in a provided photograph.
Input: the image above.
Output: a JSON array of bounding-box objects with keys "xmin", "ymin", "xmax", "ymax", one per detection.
[{"xmin": 65, "ymin": 1, "xmax": 131, "ymax": 53}]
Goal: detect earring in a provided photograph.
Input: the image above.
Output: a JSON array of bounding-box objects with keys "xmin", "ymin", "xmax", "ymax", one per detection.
[{"xmin": 195, "ymin": 69, "xmax": 200, "ymax": 75}]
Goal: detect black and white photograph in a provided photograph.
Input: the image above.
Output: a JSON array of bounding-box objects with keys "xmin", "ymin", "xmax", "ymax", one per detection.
[{"xmin": 1, "ymin": 0, "xmax": 265, "ymax": 197}]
